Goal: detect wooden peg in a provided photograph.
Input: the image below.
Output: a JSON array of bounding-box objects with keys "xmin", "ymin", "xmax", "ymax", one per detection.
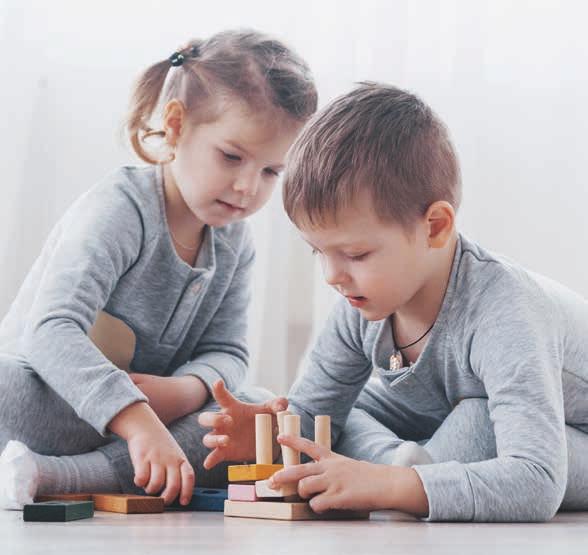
[
  {"xmin": 314, "ymin": 415, "xmax": 331, "ymax": 451},
  {"xmin": 283, "ymin": 414, "xmax": 301, "ymax": 466},
  {"xmin": 255, "ymin": 413, "xmax": 273, "ymax": 465}
]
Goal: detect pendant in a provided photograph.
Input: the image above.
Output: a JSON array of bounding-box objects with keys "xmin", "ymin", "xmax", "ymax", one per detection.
[{"xmin": 389, "ymin": 352, "xmax": 403, "ymax": 371}]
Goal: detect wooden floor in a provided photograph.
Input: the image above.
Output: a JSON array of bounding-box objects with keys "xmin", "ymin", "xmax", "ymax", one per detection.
[{"xmin": 2, "ymin": 509, "xmax": 587, "ymax": 554}]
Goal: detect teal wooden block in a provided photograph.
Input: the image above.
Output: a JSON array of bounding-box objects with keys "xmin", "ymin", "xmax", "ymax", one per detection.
[
  {"xmin": 23, "ymin": 500, "xmax": 94, "ymax": 522},
  {"xmin": 167, "ymin": 488, "xmax": 228, "ymax": 512}
]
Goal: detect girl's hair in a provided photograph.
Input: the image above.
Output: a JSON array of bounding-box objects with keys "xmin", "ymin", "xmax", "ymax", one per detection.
[{"xmin": 127, "ymin": 29, "xmax": 318, "ymax": 163}]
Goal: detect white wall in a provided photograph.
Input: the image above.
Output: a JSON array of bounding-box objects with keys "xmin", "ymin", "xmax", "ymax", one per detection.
[{"xmin": 1, "ymin": 0, "xmax": 587, "ymax": 392}]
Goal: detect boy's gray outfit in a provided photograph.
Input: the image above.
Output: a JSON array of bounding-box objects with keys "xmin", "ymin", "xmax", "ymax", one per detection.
[
  {"xmin": 0, "ymin": 165, "xmax": 263, "ymax": 489},
  {"xmin": 290, "ymin": 234, "xmax": 588, "ymax": 521}
]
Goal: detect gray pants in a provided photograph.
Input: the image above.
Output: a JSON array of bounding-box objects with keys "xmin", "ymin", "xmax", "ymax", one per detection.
[
  {"xmin": 0, "ymin": 353, "xmax": 271, "ymax": 493},
  {"xmin": 335, "ymin": 378, "xmax": 588, "ymax": 511}
]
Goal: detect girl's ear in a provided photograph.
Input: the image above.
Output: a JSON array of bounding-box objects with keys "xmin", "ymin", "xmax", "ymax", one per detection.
[
  {"xmin": 425, "ymin": 201, "xmax": 455, "ymax": 248},
  {"xmin": 162, "ymin": 99, "xmax": 187, "ymax": 146}
]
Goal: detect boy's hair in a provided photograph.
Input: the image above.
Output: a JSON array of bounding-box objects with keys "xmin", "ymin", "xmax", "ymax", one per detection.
[
  {"xmin": 283, "ymin": 82, "xmax": 461, "ymax": 229},
  {"xmin": 127, "ymin": 29, "xmax": 318, "ymax": 164}
]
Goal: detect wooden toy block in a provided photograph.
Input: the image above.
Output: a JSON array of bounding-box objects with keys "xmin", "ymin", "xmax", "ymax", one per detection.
[
  {"xmin": 167, "ymin": 488, "xmax": 228, "ymax": 512},
  {"xmin": 315, "ymin": 415, "xmax": 331, "ymax": 450},
  {"xmin": 255, "ymin": 413, "xmax": 273, "ymax": 464},
  {"xmin": 224, "ymin": 500, "xmax": 369, "ymax": 521},
  {"xmin": 276, "ymin": 410, "xmax": 291, "ymax": 462},
  {"xmin": 255, "ymin": 479, "xmax": 297, "ymax": 498},
  {"xmin": 36, "ymin": 493, "xmax": 93, "ymax": 502},
  {"xmin": 228, "ymin": 484, "xmax": 258, "ymax": 502},
  {"xmin": 23, "ymin": 501, "xmax": 94, "ymax": 522},
  {"xmin": 283, "ymin": 414, "xmax": 301, "ymax": 466},
  {"xmin": 91, "ymin": 494, "xmax": 164, "ymax": 514},
  {"xmin": 228, "ymin": 464, "xmax": 283, "ymax": 482}
]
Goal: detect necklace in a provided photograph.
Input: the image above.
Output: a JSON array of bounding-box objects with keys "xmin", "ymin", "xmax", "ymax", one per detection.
[
  {"xmin": 168, "ymin": 227, "xmax": 199, "ymax": 251},
  {"xmin": 389, "ymin": 319, "xmax": 435, "ymax": 371}
]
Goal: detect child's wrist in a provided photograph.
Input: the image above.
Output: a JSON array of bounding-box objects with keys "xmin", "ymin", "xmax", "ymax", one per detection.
[
  {"xmin": 108, "ymin": 401, "xmax": 162, "ymax": 440},
  {"xmin": 177, "ymin": 376, "xmax": 209, "ymax": 414},
  {"xmin": 381, "ymin": 465, "xmax": 429, "ymax": 517}
]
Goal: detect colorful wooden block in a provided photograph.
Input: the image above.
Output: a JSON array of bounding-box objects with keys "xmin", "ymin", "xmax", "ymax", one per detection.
[
  {"xmin": 23, "ymin": 501, "xmax": 94, "ymax": 522},
  {"xmin": 227, "ymin": 464, "xmax": 283, "ymax": 482},
  {"xmin": 91, "ymin": 494, "xmax": 164, "ymax": 514},
  {"xmin": 228, "ymin": 484, "xmax": 258, "ymax": 502},
  {"xmin": 167, "ymin": 488, "xmax": 228, "ymax": 512},
  {"xmin": 255, "ymin": 479, "xmax": 297, "ymax": 498},
  {"xmin": 224, "ymin": 500, "xmax": 370, "ymax": 521}
]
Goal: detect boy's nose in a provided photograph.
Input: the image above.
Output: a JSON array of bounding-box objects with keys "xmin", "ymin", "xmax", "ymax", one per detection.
[{"xmin": 323, "ymin": 260, "xmax": 347, "ymax": 287}]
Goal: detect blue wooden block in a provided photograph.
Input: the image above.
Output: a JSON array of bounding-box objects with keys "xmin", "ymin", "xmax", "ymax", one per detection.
[{"xmin": 167, "ymin": 488, "xmax": 228, "ymax": 512}]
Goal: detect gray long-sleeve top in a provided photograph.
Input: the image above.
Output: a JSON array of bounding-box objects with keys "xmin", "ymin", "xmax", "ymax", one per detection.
[
  {"xmin": 288, "ymin": 234, "xmax": 588, "ymax": 522},
  {"xmin": 0, "ymin": 165, "xmax": 254, "ymax": 435}
]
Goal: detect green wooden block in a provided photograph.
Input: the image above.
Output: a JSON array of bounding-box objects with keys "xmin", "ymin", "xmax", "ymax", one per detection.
[{"xmin": 23, "ymin": 500, "xmax": 94, "ymax": 522}]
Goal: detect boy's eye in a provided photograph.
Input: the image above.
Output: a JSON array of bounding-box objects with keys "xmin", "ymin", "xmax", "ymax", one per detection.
[
  {"xmin": 222, "ymin": 151, "xmax": 241, "ymax": 162},
  {"xmin": 347, "ymin": 252, "xmax": 369, "ymax": 261}
]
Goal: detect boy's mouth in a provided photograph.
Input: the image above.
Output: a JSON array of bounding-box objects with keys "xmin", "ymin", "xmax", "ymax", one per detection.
[{"xmin": 345, "ymin": 295, "xmax": 368, "ymax": 308}]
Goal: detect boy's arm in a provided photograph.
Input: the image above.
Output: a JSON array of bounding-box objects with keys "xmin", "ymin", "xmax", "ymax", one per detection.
[
  {"xmin": 414, "ymin": 285, "xmax": 567, "ymax": 522},
  {"xmin": 288, "ymin": 297, "xmax": 373, "ymax": 446},
  {"xmin": 24, "ymin": 188, "xmax": 147, "ymax": 436},
  {"xmin": 171, "ymin": 225, "xmax": 255, "ymax": 396}
]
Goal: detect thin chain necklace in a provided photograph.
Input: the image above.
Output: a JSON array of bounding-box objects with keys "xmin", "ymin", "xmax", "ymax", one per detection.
[{"xmin": 168, "ymin": 227, "xmax": 200, "ymax": 251}]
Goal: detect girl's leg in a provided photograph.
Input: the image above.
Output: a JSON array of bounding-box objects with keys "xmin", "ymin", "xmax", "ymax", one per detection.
[{"xmin": 424, "ymin": 398, "xmax": 588, "ymax": 511}]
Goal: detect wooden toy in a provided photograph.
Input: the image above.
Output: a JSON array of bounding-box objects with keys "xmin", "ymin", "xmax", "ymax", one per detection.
[
  {"xmin": 167, "ymin": 488, "xmax": 228, "ymax": 512},
  {"xmin": 36, "ymin": 493, "xmax": 164, "ymax": 514},
  {"xmin": 224, "ymin": 500, "xmax": 369, "ymax": 521},
  {"xmin": 225, "ymin": 412, "xmax": 368, "ymax": 521},
  {"xmin": 228, "ymin": 484, "xmax": 258, "ymax": 502},
  {"xmin": 23, "ymin": 500, "xmax": 94, "ymax": 522}
]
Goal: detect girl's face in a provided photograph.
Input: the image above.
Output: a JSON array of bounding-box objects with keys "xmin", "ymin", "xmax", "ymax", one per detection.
[{"xmin": 168, "ymin": 101, "xmax": 302, "ymax": 227}]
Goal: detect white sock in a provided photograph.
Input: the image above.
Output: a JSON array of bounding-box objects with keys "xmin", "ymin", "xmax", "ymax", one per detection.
[
  {"xmin": 0, "ymin": 440, "xmax": 121, "ymax": 510},
  {"xmin": 392, "ymin": 441, "xmax": 434, "ymax": 466}
]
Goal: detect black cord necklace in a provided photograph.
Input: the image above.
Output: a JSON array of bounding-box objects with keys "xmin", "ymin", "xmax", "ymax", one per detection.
[{"xmin": 393, "ymin": 319, "xmax": 435, "ymax": 350}]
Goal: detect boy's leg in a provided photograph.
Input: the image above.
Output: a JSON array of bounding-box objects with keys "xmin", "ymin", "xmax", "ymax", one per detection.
[
  {"xmin": 424, "ymin": 398, "xmax": 588, "ymax": 511},
  {"xmin": 97, "ymin": 386, "xmax": 276, "ymax": 494}
]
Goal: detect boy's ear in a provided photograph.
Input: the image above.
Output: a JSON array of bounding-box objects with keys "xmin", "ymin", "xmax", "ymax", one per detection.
[
  {"xmin": 425, "ymin": 201, "xmax": 455, "ymax": 248},
  {"xmin": 162, "ymin": 99, "xmax": 187, "ymax": 146}
]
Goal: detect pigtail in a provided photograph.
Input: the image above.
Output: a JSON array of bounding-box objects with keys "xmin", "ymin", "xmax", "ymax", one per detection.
[{"xmin": 126, "ymin": 58, "xmax": 171, "ymax": 164}]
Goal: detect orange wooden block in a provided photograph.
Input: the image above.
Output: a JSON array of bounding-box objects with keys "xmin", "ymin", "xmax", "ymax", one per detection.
[
  {"xmin": 228, "ymin": 464, "xmax": 283, "ymax": 482},
  {"xmin": 224, "ymin": 500, "xmax": 370, "ymax": 521},
  {"xmin": 92, "ymin": 494, "xmax": 164, "ymax": 514}
]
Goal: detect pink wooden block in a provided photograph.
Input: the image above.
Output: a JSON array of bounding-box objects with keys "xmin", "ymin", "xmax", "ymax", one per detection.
[{"xmin": 228, "ymin": 484, "xmax": 258, "ymax": 502}]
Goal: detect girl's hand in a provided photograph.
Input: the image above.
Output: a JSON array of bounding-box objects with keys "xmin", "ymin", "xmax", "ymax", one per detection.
[
  {"xmin": 108, "ymin": 402, "xmax": 195, "ymax": 506},
  {"xmin": 271, "ymin": 435, "xmax": 429, "ymax": 516},
  {"xmin": 129, "ymin": 373, "xmax": 209, "ymax": 425},
  {"xmin": 197, "ymin": 380, "xmax": 288, "ymax": 469}
]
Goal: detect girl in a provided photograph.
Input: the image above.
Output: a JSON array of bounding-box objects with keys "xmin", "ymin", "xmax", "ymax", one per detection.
[{"xmin": 0, "ymin": 29, "xmax": 316, "ymax": 509}]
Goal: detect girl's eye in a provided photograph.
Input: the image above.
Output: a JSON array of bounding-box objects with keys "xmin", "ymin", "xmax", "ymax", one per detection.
[
  {"xmin": 222, "ymin": 151, "xmax": 241, "ymax": 162},
  {"xmin": 263, "ymin": 167, "xmax": 280, "ymax": 177}
]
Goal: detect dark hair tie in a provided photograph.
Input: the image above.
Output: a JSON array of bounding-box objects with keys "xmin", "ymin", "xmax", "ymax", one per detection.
[{"xmin": 169, "ymin": 52, "xmax": 185, "ymax": 67}]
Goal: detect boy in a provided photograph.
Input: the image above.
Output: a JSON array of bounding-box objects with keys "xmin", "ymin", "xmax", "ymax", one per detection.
[{"xmin": 198, "ymin": 83, "xmax": 588, "ymax": 522}]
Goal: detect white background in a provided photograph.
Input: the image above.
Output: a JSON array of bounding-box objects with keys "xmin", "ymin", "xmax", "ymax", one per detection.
[{"xmin": 1, "ymin": 0, "xmax": 587, "ymax": 394}]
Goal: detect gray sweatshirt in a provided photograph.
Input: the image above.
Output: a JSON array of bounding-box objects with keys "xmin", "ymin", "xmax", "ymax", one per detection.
[
  {"xmin": 288, "ymin": 233, "xmax": 588, "ymax": 521},
  {"xmin": 0, "ymin": 165, "xmax": 254, "ymax": 435}
]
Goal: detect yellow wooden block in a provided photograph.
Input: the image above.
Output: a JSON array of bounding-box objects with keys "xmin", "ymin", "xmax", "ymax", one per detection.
[
  {"xmin": 224, "ymin": 500, "xmax": 370, "ymax": 521},
  {"xmin": 228, "ymin": 464, "xmax": 283, "ymax": 482}
]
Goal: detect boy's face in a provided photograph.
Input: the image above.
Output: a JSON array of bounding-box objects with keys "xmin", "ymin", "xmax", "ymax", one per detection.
[{"xmin": 298, "ymin": 190, "xmax": 432, "ymax": 321}]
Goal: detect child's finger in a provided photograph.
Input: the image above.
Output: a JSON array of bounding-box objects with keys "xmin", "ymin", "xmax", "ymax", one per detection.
[
  {"xmin": 203, "ymin": 447, "xmax": 226, "ymax": 470},
  {"xmin": 270, "ymin": 461, "xmax": 321, "ymax": 486},
  {"xmin": 210, "ymin": 380, "xmax": 238, "ymax": 409},
  {"xmin": 160, "ymin": 465, "xmax": 180, "ymax": 506},
  {"xmin": 298, "ymin": 474, "xmax": 329, "ymax": 499},
  {"xmin": 145, "ymin": 463, "xmax": 166, "ymax": 495},
  {"xmin": 198, "ymin": 411, "xmax": 233, "ymax": 429},
  {"xmin": 277, "ymin": 434, "xmax": 326, "ymax": 461},
  {"xmin": 134, "ymin": 459, "xmax": 151, "ymax": 488},
  {"xmin": 179, "ymin": 461, "xmax": 195, "ymax": 505},
  {"xmin": 309, "ymin": 491, "xmax": 339, "ymax": 514},
  {"xmin": 202, "ymin": 433, "xmax": 229, "ymax": 449},
  {"xmin": 263, "ymin": 396, "xmax": 289, "ymax": 414}
]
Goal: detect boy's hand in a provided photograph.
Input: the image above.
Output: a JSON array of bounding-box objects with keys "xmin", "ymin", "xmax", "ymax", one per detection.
[
  {"xmin": 271, "ymin": 435, "xmax": 429, "ymax": 516},
  {"xmin": 108, "ymin": 402, "xmax": 196, "ymax": 506},
  {"xmin": 129, "ymin": 373, "xmax": 209, "ymax": 425},
  {"xmin": 197, "ymin": 380, "xmax": 288, "ymax": 469}
]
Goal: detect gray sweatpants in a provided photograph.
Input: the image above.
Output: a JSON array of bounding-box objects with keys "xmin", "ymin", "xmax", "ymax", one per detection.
[
  {"xmin": 0, "ymin": 353, "xmax": 271, "ymax": 493},
  {"xmin": 335, "ymin": 378, "xmax": 588, "ymax": 511}
]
